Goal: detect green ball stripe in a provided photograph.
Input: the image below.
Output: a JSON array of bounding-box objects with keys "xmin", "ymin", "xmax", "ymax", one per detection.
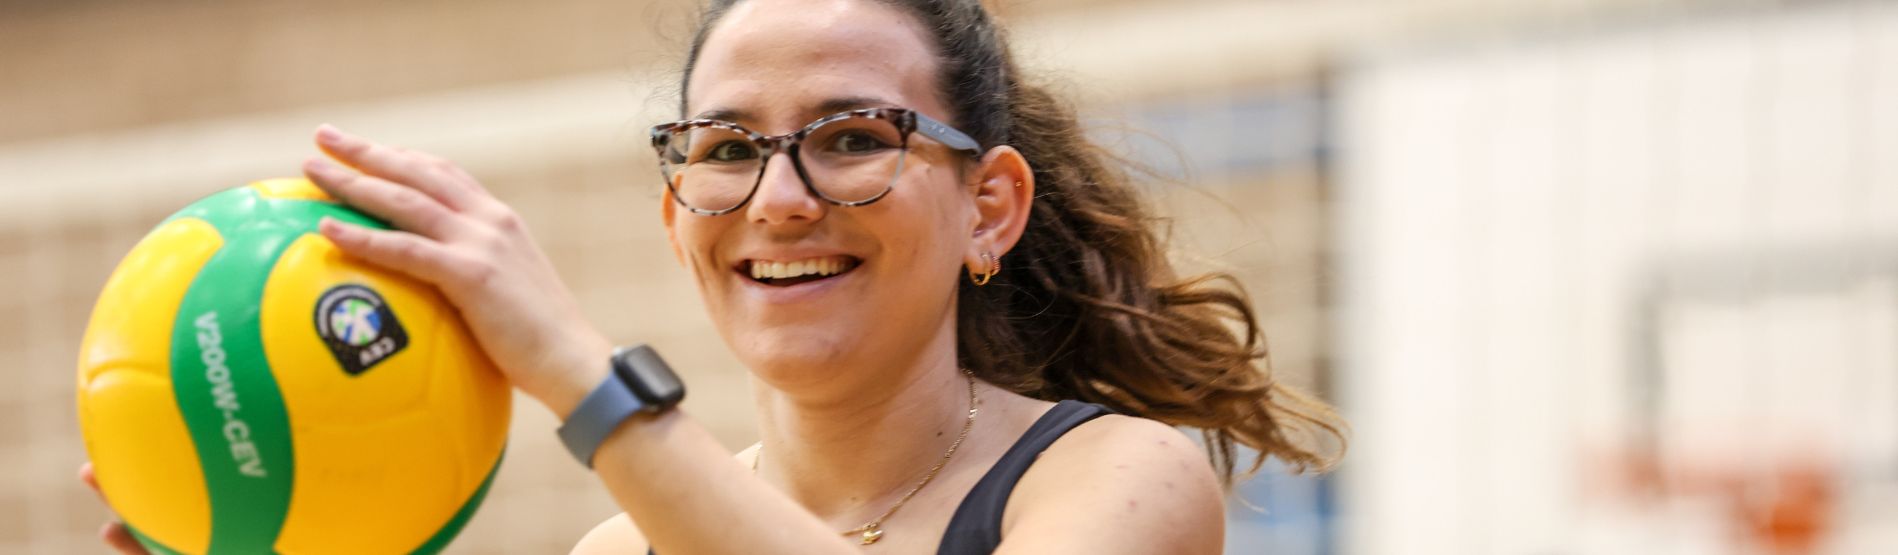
[
  {"xmin": 160, "ymin": 186, "xmax": 389, "ymax": 232},
  {"xmin": 126, "ymin": 524, "xmax": 186, "ymax": 555},
  {"xmin": 162, "ymin": 186, "xmax": 388, "ymax": 554}
]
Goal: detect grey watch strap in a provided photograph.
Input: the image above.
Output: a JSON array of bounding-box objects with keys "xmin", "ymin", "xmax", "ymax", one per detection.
[{"xmin": 557, "ymin": 372, "xmax": 652, "ymax": 468}]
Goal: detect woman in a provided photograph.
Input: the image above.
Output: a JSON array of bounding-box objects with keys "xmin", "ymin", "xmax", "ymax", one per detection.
[{"xmin": 87, "ymin": 0, "xmax": 1342, "ymax": 552}]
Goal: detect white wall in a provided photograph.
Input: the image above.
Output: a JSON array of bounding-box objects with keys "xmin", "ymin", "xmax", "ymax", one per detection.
[{"xmin": 1336, "ymin": 2, "xmax": 1898, "ymax": 553}]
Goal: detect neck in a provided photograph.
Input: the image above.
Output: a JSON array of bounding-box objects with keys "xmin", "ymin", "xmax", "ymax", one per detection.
[{"xmin": 751, "ymin": 321, "xmax": 975, "ymax": 521}]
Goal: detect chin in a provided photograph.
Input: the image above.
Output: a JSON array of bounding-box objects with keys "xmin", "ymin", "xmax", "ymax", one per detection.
[{"xmin": 731, "ymin": 327, "xmax": 858, "ymax": 386}]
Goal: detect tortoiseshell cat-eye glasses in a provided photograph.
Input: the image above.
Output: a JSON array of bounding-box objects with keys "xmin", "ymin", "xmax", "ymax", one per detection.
[{"xmin": 650, "ymin": 107, "xmax": 983, "ymax": 215}]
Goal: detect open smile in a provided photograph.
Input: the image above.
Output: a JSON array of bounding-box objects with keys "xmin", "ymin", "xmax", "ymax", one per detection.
[{"xmin": 739, "ymin": 255, "xmax": 862, "ymax": 287}]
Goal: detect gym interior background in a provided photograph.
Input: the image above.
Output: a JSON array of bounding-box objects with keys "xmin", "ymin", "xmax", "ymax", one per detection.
[{"xmin": 1, "ymin": 0, "xmax": 1892, "ymax": 553}]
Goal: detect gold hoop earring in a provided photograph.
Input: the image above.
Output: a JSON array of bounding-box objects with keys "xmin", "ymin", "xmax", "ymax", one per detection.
[{"xmin": 969, "ymin": 252, "xmax": 996, "ymax": 286}]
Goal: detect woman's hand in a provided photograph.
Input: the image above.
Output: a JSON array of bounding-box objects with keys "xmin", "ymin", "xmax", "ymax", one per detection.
[
  {"xmin": 79, "ymin": 462, "xmax": 151, "ymax": 555},
  {"xmin": 302, "ymin": 125, "xmax": 611, "ymax": 417}
]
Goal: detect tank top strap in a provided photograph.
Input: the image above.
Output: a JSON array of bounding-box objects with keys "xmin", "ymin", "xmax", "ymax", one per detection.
[
  {"xmin": 647, "ymin": 400, "xmax": 1112, "ymax": 555},
  {"xmin": 936, "ymin": 399, "xmax": 1114, "ymax": 555}
]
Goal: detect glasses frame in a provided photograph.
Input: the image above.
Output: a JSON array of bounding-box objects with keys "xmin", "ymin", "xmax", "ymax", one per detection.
[{"xmin": 650, "ymin": 107, "xmax": 985, "ymax": 216}]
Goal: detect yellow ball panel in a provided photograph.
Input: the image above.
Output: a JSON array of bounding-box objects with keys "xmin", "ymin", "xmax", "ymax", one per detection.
[
  {"xmin": 82, "ymin": 368, "xmax": 215, "ymax": 555},
  {"xmin": 275, "ymin": 413, "xmax": 466, "ymax": 554},
  {"xmin": 76, "ymin": 218, "xmax": 221, "ymax": 554},
  {"xmin": 260, "ymin": 235, "xmax": 431, "ymax": 425},
  {"xmin": 248, "ymin": 178, "xmax": 334, "ymax": 203},
  {"xmin": 426, "ymin": 314, "xmax": 512, "ymax": 485},
  {"xmin": 78, "ymin": 218, "xmax": 222, "ymax": 383},
  {"xmin": 260, "ymin": 233, "xmax": 509, "ymax": 553}
]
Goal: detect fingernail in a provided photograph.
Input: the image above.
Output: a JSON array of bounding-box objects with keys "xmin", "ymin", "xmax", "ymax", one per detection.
[
  {"xmin": 316, "ymin": 124, "xmax": 342, "ymax": 144},
  {"xmin": 304, "ymin": 157, "xmax": 337, "ymax": 175},
  {"xmin": 319, "ymin": 216, "xmax": 351, "ymax": 238}
]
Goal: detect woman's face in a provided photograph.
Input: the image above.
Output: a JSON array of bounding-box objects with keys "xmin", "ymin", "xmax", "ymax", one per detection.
[{"xmin": 667, "ymin": 0, "xmax": 978, "ymax": 388}]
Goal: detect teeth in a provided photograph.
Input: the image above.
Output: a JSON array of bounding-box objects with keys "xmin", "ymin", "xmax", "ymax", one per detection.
[{"xmin": 749, "ymin": 256, "xmax": 855, "ymax": 281}]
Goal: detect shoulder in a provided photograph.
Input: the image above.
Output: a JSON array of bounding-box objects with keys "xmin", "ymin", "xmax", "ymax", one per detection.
[
  {"xmin": 571, "ymin": 512, "xmax": 646, "ymax": 555},
  {"xmin": 1027, "ymin": 413, "xmax": 1222, "ymax": 501},
  {"xmin": 996, "ymin": 412, "xmax": 1225, "ymax": 554}
]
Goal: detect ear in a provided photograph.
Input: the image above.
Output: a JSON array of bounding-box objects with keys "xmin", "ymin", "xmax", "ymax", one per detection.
[
  {"xmin": 660, "ymin": 188, "xmax": 686, "ymax": 266},
  {"xmin": 964, "ymin": 145, "xmax": 1034, "ymax": 275}
]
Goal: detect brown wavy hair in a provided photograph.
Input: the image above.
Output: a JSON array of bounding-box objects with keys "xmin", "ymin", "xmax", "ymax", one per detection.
[{"xmin": 681, "ymin": 0, "xmax": 1345, "ymax": 484}]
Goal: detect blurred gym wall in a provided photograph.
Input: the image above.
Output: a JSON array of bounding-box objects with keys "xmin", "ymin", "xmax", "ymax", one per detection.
[{"xmin": 1338, "ymin": 1, "xmax": 1898, "ymax": 553}]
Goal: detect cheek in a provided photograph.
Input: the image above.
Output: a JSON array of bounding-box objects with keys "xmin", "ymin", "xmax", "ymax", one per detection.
[
  {"xmin": 669, "ymin": 220, "xmax": 728, "ymax": 287},
  {"xmin": 925, "ymin": 165, "xmax": 976, "ymax": 254},
  {"xmin": 881, "ymin": 166, "xmax": 973, "ymax": 278}
]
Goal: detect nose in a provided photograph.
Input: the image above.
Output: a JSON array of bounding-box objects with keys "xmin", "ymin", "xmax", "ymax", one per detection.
[{"xmin": 746, "ymin": 150, "xmax": 825, "ymax": 225}]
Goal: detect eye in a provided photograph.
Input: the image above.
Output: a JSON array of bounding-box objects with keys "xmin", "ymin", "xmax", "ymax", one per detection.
[
  {"xmin": 829, "ymin": 131, "xmax": 894, "ymax": 154},
  {"xmin": 704, "ymin": 141, "xmax": 758, "ymax": 163}
]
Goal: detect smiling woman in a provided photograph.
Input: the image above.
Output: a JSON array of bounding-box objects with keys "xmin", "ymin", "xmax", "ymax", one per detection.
[{"xmin": 85, "ymin": 0, "xmax": 1342, "ymax": 554}]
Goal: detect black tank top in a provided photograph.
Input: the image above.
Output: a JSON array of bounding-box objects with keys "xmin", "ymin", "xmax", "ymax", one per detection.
[
  {"xmin": 646, "ymin": 400, "xmax": 1112, "ymax": 555},
  {"xmin": 936, "ymin": 399, "xmax": 1112, "ymax": 554}
]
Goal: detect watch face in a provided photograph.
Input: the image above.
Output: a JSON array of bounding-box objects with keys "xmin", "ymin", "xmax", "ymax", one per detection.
[{"xmin": 616, "ymin": 345, "xmax": 686, "ymax": 406}]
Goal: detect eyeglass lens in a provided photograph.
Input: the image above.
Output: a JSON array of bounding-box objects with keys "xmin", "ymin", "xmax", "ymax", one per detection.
[{"xmin": 659, "ymin": 114, "xmax": 908, "ymax": 213}]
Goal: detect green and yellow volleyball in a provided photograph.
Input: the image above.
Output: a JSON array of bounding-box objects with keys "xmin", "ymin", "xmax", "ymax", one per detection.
[{"xmin": 76, "ymin": 178, "xmax": 510, "ymax": 554}]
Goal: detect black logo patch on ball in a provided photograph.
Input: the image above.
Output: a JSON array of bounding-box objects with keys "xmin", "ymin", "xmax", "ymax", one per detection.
[{"xmin": 314, "ymin": 284, "xmax": 410, "ymax": 376}]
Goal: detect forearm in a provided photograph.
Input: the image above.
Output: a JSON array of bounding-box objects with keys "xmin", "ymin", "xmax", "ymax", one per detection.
[{"xmin": 590, "ymin": 408, "xmax": 857, "ymax": 555}]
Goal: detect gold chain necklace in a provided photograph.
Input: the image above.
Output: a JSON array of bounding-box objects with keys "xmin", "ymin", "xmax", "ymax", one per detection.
[{"xmin": 753, "ymin": 370, "xmax": 978, "ymax": 546}]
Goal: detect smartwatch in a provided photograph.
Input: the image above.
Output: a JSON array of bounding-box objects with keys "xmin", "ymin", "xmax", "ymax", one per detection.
[{"xmin": 556, "ymin": 344, "xmax": 686, "ymax": 468}]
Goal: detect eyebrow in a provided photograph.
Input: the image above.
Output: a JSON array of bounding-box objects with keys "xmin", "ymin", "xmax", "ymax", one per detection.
[{"xmin": 691, "ymin": 96, "xmax": 903, "ymax": 126}]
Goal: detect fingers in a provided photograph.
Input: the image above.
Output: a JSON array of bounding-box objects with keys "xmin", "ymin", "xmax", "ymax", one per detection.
[
  {"xmin": 81, "ymin": 464, "xmax": 147, "ymax": 554},
  {"xmin": 79, "ymin": 462, "xmax": 102, "ymax": 497},
  {"xmin": 304, "ymin": 158, "xmax": 472, "ymax": 241},
  {"xmin": 314, "ymin": 124, "xmax": 485, "ymax": 213},
  {"xmin": 319, "ymin": 217, "xmax": 482, "ymax": 291},
  {"xmin": 102, "ymin": 522, "xmax": 149, "ymax": 554},
  {"xmin": 303, "ymin": 127, "xmax": 518, "ymax": 295}
]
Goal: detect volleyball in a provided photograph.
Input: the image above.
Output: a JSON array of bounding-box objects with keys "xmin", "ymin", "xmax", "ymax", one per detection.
[{"xmin": 75, "ymin": 178, "xmax": 511, "ymax": 554}]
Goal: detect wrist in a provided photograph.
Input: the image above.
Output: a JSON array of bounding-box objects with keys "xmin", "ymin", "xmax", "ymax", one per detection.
[
  {"xmin": 555, "ymin": 344, "xmax": 687, "ymax": 468},
  {"xmin": 533, "ymin": 335, "xmax": 615, "ymax": 420}
]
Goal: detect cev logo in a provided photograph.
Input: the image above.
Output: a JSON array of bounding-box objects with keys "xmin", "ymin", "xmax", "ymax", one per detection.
[
  {"xmin": 329, "ymin": 298, "xmax": 382, "ymax": 347},
  {"xmin": 313, "ymin": 284, "xmax": 410, "ymax": 376}
]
